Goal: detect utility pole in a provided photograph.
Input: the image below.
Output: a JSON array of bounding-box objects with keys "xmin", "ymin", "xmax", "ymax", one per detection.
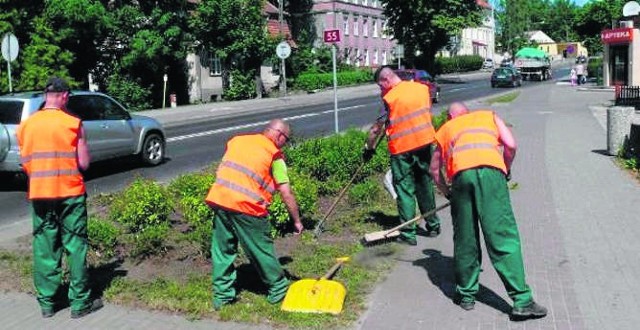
[{"xmin": 279, "ymin": 0, "xmax": 286, "ymax": 97}]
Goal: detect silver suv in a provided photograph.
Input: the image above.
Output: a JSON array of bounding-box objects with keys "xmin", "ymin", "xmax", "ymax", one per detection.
[{"xmin": 0, "ymin": 91, "xmax": 166, "ymax": 174}]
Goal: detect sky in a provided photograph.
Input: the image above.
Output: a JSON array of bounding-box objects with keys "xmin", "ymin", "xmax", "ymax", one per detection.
[{"xmin": 489, "ymin": 0, "xmax": 592, "ymax": 7}]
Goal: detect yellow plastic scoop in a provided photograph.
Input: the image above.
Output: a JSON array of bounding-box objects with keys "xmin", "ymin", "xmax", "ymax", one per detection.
[{"xmin": 281, "ymin": 257, "xmax": 349, "ymax": 314}]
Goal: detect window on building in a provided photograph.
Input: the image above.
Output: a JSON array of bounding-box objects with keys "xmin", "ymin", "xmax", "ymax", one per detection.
[
  {"xmin": 381, "ymin": 21, "xmax": 387, "ymax": 39},
  {"xmin": 363, "ymin": 18, "xmax": 368, "ymax": 37},
  {"xmin": 373, "ymin": 19, "xmax": 378, "ymax": 38},
  {"xmin": 371, "ymin": 0, "xmax": 377, "ymax": 7},
  {"xmin": 363, "ymin": 0, "xmax": 368, "ymax": 6},
  {"xmin": 355, "ymin": 48, "xmax": 361, "ymax": 67},
  {"xmin": 374, "ymin": 49, "xmax": 379, "ymax": 65},
  {"xmin": 343, "ymin": 15, "xmax": 349, "ymax": 35},
  {"xmin": 365, "ymin": 49, "xmax": 370, "ymax": 66},
  {"xmin": 344, "ymin": 48, "xmax": 351, "ymax": 65},
  {"xmin": 210, "ymin": 57, "xmax": 222, "ymax": 76},
  {"xmin": 382, "ymin": 50, "xmax": 387, "ymax": 65},
  {"xmin": 353, "ymin": 18, "xmax": 359, "ymax": 36}
]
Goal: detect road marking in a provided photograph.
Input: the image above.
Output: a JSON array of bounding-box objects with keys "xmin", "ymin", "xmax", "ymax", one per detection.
[
  {"xmin": 167, "ymin": 104, "xmax": 372, "ymax": 142},
  {"xmin": 448, "ymin": 87, "xmax": 471, "ymax": 92}
]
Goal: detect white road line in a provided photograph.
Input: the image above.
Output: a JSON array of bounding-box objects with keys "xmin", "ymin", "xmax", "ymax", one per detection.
[{"xmin": 167, "ymin": 104, "xmax": 372, "ymax": 142}]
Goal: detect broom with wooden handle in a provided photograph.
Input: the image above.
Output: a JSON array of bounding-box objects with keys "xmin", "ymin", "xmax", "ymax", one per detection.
[{"xmin": 362, "ymin": 201, "xmax": 451, "ymax": 245}]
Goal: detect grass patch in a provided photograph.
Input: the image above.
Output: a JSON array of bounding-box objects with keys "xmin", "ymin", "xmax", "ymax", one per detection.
[
  {"xmin": 486, "ymin": 91, "xmax": 520, "ymax": 104},
  {"xmin": 0, "ymin": 250, "xmax": 34, "ymax": 292}
]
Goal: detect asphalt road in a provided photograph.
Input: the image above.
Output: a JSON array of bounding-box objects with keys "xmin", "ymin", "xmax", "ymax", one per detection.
[{"xmin": 0, "ymin": 67, "xmax": 568, "ymax": 232}]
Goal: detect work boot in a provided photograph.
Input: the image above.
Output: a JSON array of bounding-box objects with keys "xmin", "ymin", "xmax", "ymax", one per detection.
[
  {"xmin": 511, "ymin": 301, "xmax": 547, "ymax": 321},
  {"xmin": 70, "ymin": 298, "xmax": 103, "ymax": 319},
  {"xmin": 41, "ymin": 308, "xmax": 55, "ymax": 318},
  {"xmin": 396, "ymin": 236, "xmax": 417, "ymax": 246},
  {"xmin": 425, "ymin": 225, "xmax": 441, "ymax": 238},
  {"xmin": 459, "ymin": 301, "xmax": 475, "ymax": 311}
]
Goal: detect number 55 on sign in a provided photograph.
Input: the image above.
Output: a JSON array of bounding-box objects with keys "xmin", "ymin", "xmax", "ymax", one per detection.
[{"xmin": 323, "ymin": 29, "xmax": 341, "ymax": 43}]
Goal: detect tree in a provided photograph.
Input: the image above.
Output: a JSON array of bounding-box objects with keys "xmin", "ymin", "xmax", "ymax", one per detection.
[
  {"xmin": 574, "ymin": 0, "xmax": 625, "ymax": 55},
  {"xmin": 381, "ymin": 0, "xmax": 483, "ymax": 74},
  {"xmin": 496, "ymin": 0, "xmax": 530, "ymax": 56},
  {"xmin": 189, "ymin": 0, "xmax": 276, "ymax": 100}
]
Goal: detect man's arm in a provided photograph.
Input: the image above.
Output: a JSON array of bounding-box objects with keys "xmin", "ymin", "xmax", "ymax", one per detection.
[
  {"xmin": 277, "ymin": 183, "xmax": 303, "ymax": 234},
  {"xmin": 494, "ymin": 114, "xmax": 517, "ymax": 171},
  {"xmin": 77, "ymin": 125, "xmax": 91, "ymax": 171},
  {"xmin": 429, "ymin": 146, "xmax": 450, "ymax": 198}
]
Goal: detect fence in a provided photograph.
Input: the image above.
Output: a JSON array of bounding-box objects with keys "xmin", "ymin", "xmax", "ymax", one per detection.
[{"xmin": 615, "ymin": 86, "xmax": 640, "ymax": 108}]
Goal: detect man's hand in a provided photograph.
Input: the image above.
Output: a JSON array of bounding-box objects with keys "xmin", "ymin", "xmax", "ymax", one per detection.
[
  {"xmin": 293, "ymin": 220, "xmax": 304, "ymax": 235},
  {"xmin": 362, "ymin": 147, "xmax": 375, "ymax": 162}
]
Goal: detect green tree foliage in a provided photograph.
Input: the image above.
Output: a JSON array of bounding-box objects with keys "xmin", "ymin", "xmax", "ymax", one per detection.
[
  {"xmin": 574, "ymin": 0, "xmax": 625, "ymax": 55},
  {"xmin": 189, "ymin": 0, "xmax": 276, "ymax": 99},
  {"xmin": 496, "ymin": 0, "xmax": 531, "ymax": 55},
  {"xmin": 381, "ymin": 0, "xmax": 483, "ymax": 74}
]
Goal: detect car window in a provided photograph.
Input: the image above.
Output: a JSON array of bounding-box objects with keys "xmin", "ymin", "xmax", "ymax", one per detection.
[
  {"xmin": 67, "ymin": 95, "xmax": 102, "ymax": 121},
  {"xmin": 0, "ymin": 100, "xmax": 24, "ymax": 124},
  {"xmin": 95, "ymin": 96, "xmax": 128, "ymax": 120}
]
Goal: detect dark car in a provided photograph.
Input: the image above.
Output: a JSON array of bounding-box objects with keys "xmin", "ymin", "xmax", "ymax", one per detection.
[
  {"xmin": 394, "ymin": 69, "xmax": 440, "ymax": 103},
  {"xmin": 491, "ymin": 67, "xmax": 522, "ymax": 88}
]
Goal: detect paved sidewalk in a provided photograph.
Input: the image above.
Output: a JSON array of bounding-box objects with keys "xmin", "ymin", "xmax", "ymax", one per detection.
[{"xmin": 4, "ymin": 81, "xmax": 638, "ymax": 329}]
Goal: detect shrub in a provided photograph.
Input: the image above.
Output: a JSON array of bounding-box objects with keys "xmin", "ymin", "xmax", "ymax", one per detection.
[
  {"xmin": 109, "ymin": 178, "xmax": 174, "ymax": 234},
  {"xmin": 268, "ymin": 169, "xmax": 319, "ymax": 237},
  {"xmin": 223, "ymin": 69, "xmax": 256, "ymax": 101},
  {"xmin": 587, "ymin": 57, "xmax": 603, "ymax": 78},
  {"xmin": 106, "ymin": 74, "xmax": 152, "ymax": 112},
  {"xmin": 87, "ymin": 217, "xmax": 120, "ymax": 258},
  {"xmin": 168, "ymin": 172, "xmax": 215, "ymax": 200},
  {"xmin": 131, "ymin": 223, "xmax": 170, "ymax": 258},
  {"xmin": 348, "ymin": 178, "xmax": 383, "ymax": 206},
  {"xmin": 284, "ymin": 129, "xmax": 389, "ymax": 195},
  {"xmin": 432, "ymin": 110, "xmax": 448, "ymax": 130},
  {"xmin": 434, "ymin": 55, "xmax": 483, "ymax": 75},
  {"xmin": 179, "ymin": 196, "xmax": 213, "ymax": 256},
  {"xmin": 294, "ymin": 70, "xmax": 373, "ymax": 92}
]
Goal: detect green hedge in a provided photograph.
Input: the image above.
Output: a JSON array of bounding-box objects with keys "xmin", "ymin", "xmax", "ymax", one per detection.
[
  {"xmin": 434, "ymin": 55, "xmax": 484, "ymax": 75},
  {"xmin": 294, "ymin": 70, "xmax": 373, "ymax": 92},
  {"xmin": 587, "ymin": 57, "xmax": 603, "ymax": 78}
]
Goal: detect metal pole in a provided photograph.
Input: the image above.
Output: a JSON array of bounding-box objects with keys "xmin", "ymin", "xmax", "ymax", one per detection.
[
  {"xmin": 332, "ymin": 44, "xmax": 338, "ymax": 133},
  {"xmin": 397, "ymin": 57, "xmax": 400, "ymax": 69},
  {"xmin": 7, "ymin": 60, "xmax": 12, "ymax": 93},
  {"xmin": 279, "ymin": 0, "xmax": 286, "ymax": 98},
  {"xmin": 282, "ymin": 58, "xmax": 287, "ymax": 97}
]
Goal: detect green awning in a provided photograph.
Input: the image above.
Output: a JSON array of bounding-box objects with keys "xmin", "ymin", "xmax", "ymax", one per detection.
[{"xmin": 515, "ymin": 47, "xmax": 548, "ymax": 59}]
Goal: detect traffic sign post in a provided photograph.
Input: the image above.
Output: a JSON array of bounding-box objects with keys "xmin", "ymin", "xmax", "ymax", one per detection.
[
  {"xmin": 1, "ymin": 33, "xmax": 19, "ymax": 93},
  {"xmin": 324, "ymin": 29, "xmax": 341, "ymax": 133},
  {"xmin": 276, "ymin": 41, "xmax": 291, "ymax": 98}
]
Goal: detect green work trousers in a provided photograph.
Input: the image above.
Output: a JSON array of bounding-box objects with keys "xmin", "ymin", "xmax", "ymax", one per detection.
[
  {"xmin": 211, "ymin": 208, "xmax": 289, "ymax": 308},
  {"xmin": 31, "ymin": 194, "xmax": 91, "ymax": 313},
  {"xmin": 390, "ymin": 144, "xmax": 440, "ymax": 241},
  {"xmin": 450, "ymin": 167, "xmax": 533, "ymax": 307}
]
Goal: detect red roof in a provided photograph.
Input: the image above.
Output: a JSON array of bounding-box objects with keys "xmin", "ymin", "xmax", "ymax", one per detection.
[
  {"xmin": 476, "ymin": 0, "xmax": 492, "ymax": 9},
  {"xmin": 267, "ymin": 20, "xmax": 297, "ymax": 47}
]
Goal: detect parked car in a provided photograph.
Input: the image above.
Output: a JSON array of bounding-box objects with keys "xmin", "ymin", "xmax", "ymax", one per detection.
[
  {"xmin": 482, "ymin": 58, "xmax": 494, "ymax": 69},
  {"xmin": 491, "ymin": 67, "xmax": 522, "ymax": 88},
  {"xmin": 394, "ymin": 69, "xmax": 440, "ymax": 103},
  {"xmin": 0, "ymin": 90, "xmax": 166, "ymax": 176}
]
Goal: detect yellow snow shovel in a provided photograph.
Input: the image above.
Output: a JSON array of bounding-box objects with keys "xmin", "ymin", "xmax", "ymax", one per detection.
[{"xmin": 281, "ymin": 257, "xmax": 350, "ymax": 314}]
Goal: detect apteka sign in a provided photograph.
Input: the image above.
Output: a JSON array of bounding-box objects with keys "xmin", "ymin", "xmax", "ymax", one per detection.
[{"xmin": 601, "ymin": 28, "xmax": 633, "ymax": 44}]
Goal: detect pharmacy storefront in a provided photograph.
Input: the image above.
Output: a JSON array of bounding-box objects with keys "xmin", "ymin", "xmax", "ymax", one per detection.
[{"xmin": 601, "ymin": 27, "xmax": 639, "ymax": 86}]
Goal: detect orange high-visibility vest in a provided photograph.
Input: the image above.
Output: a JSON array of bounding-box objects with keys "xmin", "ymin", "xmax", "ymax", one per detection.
[
  {"xmin": 206, "ymin": 134, "xmax": 279, "ymax": 217},
  {"xmin": 16, "ymin": 109, "xmax": 85, "ymax": 200},
  {"xmin": 435, "ymin": 110, "xmax": 507, "ymax": 179},
  {"xmin": 383, "ymin": 81, "xmax": 435, "ymax": 155}
]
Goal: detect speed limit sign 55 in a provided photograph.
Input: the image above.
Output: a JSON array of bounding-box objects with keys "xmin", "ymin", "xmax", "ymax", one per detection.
[{"xmin": 323, "ymin": 29, "xmax": 341, "ymax": 43}]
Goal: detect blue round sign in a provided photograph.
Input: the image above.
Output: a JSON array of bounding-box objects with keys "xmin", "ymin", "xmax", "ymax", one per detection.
[{"xmin": 567, "ymin": 45, "xmax": 575, "ymax": 54}]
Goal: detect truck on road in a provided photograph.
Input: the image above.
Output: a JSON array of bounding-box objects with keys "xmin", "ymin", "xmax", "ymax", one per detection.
[{"xmin": 514, "ymin": 47, "xmax": 552, "ymax": 81}]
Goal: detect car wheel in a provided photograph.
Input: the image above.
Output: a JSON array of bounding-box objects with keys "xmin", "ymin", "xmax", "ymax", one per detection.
[
  {"xmin": 512, "ymin": 80, "xmax": 517, "ymax": 88},
  {"xmin": 140, "ymin": 133, "xmax": 165, "ymax": 166},
  {"xmin": 0, "ymin": 123, "xmax": 10, "ymax": 162}
]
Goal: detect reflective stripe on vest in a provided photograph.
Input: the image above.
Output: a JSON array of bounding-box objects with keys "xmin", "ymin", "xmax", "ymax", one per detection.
[
  {"xmin": 435, "ymin": 110, "xmax": 506, "ymax": 179},
  {"xmin": 383, "ymin": 82, "xmax": 435, "ymax": 155},
  {"xmin": 16, "ymin": 109, "xmax": 85, "ymax": 199},
  {"xmin": 206, "ymin": 134, "xmax": 279, "ymax": 217}
]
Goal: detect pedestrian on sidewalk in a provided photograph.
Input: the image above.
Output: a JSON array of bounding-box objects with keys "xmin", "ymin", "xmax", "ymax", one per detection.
[
  {"xmin": 365, "ymin": 66, "xmax": 441, "ymax": 246},
  {"xmin": 570, "ymin": 68, "xmax": 577, "ymax": 86},
  {"xmin": 429, "ymin": 102, "xmax": 547, "ymax": 321},
  {"xmin": 206, "ymin": 119, "xmax": 304, "ymax": 310},
  {"xmin": 16, "ymin": 77, "xmax": 103, "ymax": 319}
]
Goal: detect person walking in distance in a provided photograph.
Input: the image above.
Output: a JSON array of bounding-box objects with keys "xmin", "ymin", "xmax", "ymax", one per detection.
[
  {"xmin": 364, "ymin": 66, "xmax": 441, "ymax": 246},
  {"xmin": 429, "ymin": 102, "xmax": 547, "ymax": 320},
  {"xmin": 206, "ymin": 119, "xmax": 304, "ymax": 310},
  {"xmin": 16, "ymin": 77, "xmax": 103, "ymax": 319}
]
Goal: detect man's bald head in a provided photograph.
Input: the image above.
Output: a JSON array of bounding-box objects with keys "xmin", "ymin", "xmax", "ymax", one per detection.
[
  {"xmin": 264, "ymin": 119, "xmax": 291, "ymax": 147},
  {"xmin": 447, "ymin": 102, "xmax": 469, "ymax": 119},
  {"xmin": 374, "ymin": 65, "xmax": 401, "ymax": 94}
]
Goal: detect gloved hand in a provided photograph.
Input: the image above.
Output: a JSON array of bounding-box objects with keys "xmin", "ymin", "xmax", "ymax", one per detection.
[
  {"xmin": 362, "ymin": 148, "xmax": 375, "ymax": 162},
  {"xmin": 506, "ymin": 170, "xmax": 512, "ymax": 182}
]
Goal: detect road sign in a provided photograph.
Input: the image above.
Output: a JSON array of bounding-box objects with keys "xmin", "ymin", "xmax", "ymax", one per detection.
[
  {"xmin": 323, "ymin": 29, "xmax": 341, "ymax": 43},
  {"xmin": 394, "ymin": 44, "xmax": 404, "ymax": 58},
  {"xmin": 567, "ymin": 45, "xmax": 575, "ymax": 54},
  {"xmin": 276, "ymin": 41, "xmax": 291, "ymax": 59},
  {"xmin": 1, "ymin": 33, "xmax": 19, "ymax": 62}
]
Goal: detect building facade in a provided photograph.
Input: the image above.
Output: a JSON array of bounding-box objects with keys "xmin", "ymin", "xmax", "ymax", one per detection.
[
  {"xmin": 311, "ymin": 0, "xmax": 396, "ymax": 68},
  {"xmin": 601, "ymin": 24, "xmax": 639, "ymax": 86},
  {"xmin": 438, "ymin": 0, "xmax": 494, "ymax": 60}
]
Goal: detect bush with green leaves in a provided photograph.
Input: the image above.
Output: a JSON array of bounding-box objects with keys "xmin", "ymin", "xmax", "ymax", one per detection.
[
  {"xmin": 268, "ymin": 169, "xmax": 318, "ymax": 237},
  {"xmin": 106, "ymin": 74, "xmax": 152, "ymax": 112},
  {"xmin": 284, "ymin": 129, "xmax": 389, "ymax": 195},
  {"xmin": 223, "ymin": 69, "xmax": 257, "ymax": 101},
  {"xmin": 294, "ymin": 70, "xmax": 373, "ymax": 92},
  {"xmin": 109, "ymin": 178, "xmax": 174, "ymax": 234},
  {"xmin": 432, "ymin": 110, "xmax": 448, "ymax": 131},
  {"xmin": 587, "ymin": 57, "xmax": 603, "ymax": 78},
  {"xmin": 130, "ymin": 223, "xmax": 171, "ymax": 258},
  {"xmin": 168, "ymin": 172, "xmax": 215, "ymax": 200},
  {"xmin": 87, "ymin": 217, "xmax": 120, "ymax": 259},
  {"xmin": 348, "ymin": 178, "xmax": 384, "ymax": 206},
  {"xmin": 434, "ymin": 55, "xmax": 483, "ymax": 75}
]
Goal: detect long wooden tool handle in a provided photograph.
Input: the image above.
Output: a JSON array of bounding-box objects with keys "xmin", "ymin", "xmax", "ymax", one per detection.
[
  {"xmin": 382, "ymin": 201, "xmax": 451, "ymax": 237},
  {"xmin": 313, "ymin": 125, "xmax": 386, "ymax": 237},
  {"xmin": 320, "ymin": 259, "xmax": 347, "ymax": 280}
]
